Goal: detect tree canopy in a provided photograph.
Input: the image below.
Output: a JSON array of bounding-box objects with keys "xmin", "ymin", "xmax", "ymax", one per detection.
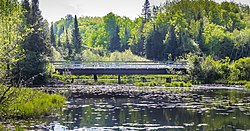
[{"xmin": 52, "ymin": 0, "xmax": 250, "ymax": 61}]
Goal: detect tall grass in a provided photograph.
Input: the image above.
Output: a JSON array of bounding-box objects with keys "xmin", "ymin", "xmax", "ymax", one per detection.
[{"xmin": 0, "ymin": 87, "xmax": 65, "ymax": 119}]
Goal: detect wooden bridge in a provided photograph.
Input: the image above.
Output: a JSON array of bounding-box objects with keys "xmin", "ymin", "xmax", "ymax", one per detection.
[{"xmin": 52, "ymin": 61, "xmax": 188, "ymax": 84}]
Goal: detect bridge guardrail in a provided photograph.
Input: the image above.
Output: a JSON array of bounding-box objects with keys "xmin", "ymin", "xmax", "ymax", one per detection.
[{"xmin": 52, "ymin": 60, "xmax": 187, "ymax": 70}]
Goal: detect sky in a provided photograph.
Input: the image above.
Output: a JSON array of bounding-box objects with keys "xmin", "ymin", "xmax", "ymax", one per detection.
[{"xmin": 38, "ymin": 0, "xmax": 250, "ymax": 23}]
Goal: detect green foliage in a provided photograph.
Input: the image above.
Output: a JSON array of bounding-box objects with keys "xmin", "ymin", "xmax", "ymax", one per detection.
[
  {"xmin": 228, "ymin": 80, "xmax": 249, "ymax": 85},
  {"xmin": 81, "ymin": 49, "xmax": 148, "ymax": 61},
  {"xmin": 230, "ymin": 57, "xmax": 250, "ymax": 81},
  {"xmin": 72, "ymin": 15, "xmax": 82, "ymax": 55},
  {"xmin": 13, "ymin": 0, "xmax": 51, "ymax": 85},
  {"xmin": 0, "ymin": 86, "xmax": 65, "ymax": 118},
  {"xmin": 142, "ymin": 0, "xmax": 151, "ymax": 23},
  {"xmin": 165, "ymin": 82, "xmax": 192, "ymax": 87},
  {"xmin": 244, "ymin": 82, "xmax": 250, "ymax": 89},
  {"xmin": 104, "ymin": 12, "xmax": 121, "ymax": 52},
  {"xmin": 188, "ymin": 55, "xmax": 231, "ymax": 84},
  {"xmin": 50, "ymin": 22, "xmax": 56, "ymax": 47},
  {"xmin": 0, "ymin": 0, "xmax": 24, "ymax": 85},
  {"xmin": 188, "ymin": 54, "xmax": 250, "ymax": 84},
  {"xmin": 51, "ymin": 0, "xmax": 250, "ymax": 61},
  {"xmin": 134, "ymin": 81, "xmax": 159, "ymax": 87}
]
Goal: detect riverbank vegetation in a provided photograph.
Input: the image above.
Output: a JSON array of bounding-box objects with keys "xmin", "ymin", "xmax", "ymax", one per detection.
[
  {"xmin": 0, "ymin": 0, "xmax": 65, "ymax": 121},
  {"xmin": 0, "ymin": 86, "xmax": 65, "ymax": 119},
  {"xmin": 188, "ymin": 55, "xmax": 250, "ymax": 87}
]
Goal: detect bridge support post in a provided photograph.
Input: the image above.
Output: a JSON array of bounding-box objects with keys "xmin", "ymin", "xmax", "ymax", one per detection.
[
  {"xmin": 141, "ymin": 77, "xmax": 147, "ymax": 82},
  {"xmin": 94, "ymin": 75, "xmax": 98, "ymax": 82},
  {"xmin": 166, "ymin": 78, "xmax": 171, "ymax": 83},
  {"xmin": 118, "ymin": 75, "xmax": 121, "ymax": 84}
]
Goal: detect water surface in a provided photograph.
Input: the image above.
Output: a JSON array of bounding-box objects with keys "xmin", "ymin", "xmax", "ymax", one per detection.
[{"xmin": 43, "ymin": 88, "xmax": 250, "ymax": 130}]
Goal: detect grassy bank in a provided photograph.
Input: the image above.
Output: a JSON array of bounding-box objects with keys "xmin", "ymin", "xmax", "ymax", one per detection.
[
  {"xmin": 0, "ymin": 87, "xmax": 65, "ymax": 119},
  {"xmin": 52, "ymin": 73, "xmax": 192, "ymax": 86}
]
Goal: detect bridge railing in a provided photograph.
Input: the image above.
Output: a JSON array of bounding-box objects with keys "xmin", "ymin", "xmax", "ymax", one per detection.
[{"xmin": 51, "ymin": 60, "xmax": 188, "ymax": 69}]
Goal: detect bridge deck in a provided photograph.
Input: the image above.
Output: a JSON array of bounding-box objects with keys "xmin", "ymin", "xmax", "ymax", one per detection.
[{"xmin": 53, "ymin": 61, "xmax": 187, "ymax": 75}]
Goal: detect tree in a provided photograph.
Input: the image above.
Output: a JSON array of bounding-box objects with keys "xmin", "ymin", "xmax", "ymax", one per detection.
[
  {"xmin": 66, "ymin": 29, "xmax": 72, "ymax": 59},
  {"xmin": 16, "ymin": 0, "xmax": 50, "ymax": 85},
  {"xmin": 145, "ymin": 30, "xmax": 164, "ymax": 60},
  {"xmin": 109, "ymin": 26, "xmax": 121, "ymax": 52},
  {"xmin": 142, "ymin": 0, "xmax": 151, "ymax": 23},
  {"xmin": 104, "ymin": 12, "xmax": 121, "ymax": 52},
  {"xmin": 72, "ymin": 15, "xmax": 82, "ymax": 55},
  {"xmin": 50, "ymin": 22, "xmax": 56, "ymax": 47},
  {"xmin": 0, "ymin": 0, "xmax": 24, "ymax": 104},
  {"xmin": 21, "ymin": 0, "xmax": 31, "ymax": 24},
  {"xmin": 165, "ymin": 26, "xmax": 178, "ymax": 60}
]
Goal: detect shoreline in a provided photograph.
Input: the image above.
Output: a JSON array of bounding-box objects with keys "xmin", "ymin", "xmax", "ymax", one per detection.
[{"xmin": 37, "ymin": 84, "xmax": 247, "ymax": 100}]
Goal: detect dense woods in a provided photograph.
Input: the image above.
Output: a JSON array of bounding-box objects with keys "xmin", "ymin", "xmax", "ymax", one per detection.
[{"xmin": 52, "ymin": 0, "xmax": 250, "ymax": 61}]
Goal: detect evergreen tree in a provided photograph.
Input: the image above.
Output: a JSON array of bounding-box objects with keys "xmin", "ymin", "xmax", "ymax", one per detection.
[
  {"xmin": 21, "ymin": 0, "xmax": 31, "ymax": 24},
  {"xmin": 50, "ymin": 22, "xmax": 56, "ymax": 47},
  {"xmin": 57, "ymin": 35, "xmax": 62, "ymax": 47},
  {"xmin": 104, "ymin": 12, "xmax": 121, "ymax": 52},
  {"xmin": 17, "ymin": 0, "xmax": 50, "ymax": 85},
  {"xmin": 72, "ymin": 15, "xmax": 82, "ymax": 55},
  {"xmin": 142, "ymin": 0, "xmax": 151, "ymax": 23},
  {"xmin": 145, "ymin": 31, "xmax": 164, "ymax": 60},
  {"xmin": 109, "ymin": 26, "xmax": 121, "ymax": 52},
  {"xmin": 165, "ymin": 26, "xmax": 178, "ymax": 60},
  {"xmin": 66, "ymin": 29, "xmax": 72, "ymax": 59}
]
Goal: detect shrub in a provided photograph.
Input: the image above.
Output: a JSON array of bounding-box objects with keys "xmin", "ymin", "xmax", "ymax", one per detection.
[{"xmin": 244, "ymin": 82, "xmax": 250, "ymax": 89}]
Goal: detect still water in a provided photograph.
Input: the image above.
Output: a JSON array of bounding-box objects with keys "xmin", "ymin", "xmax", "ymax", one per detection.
[{"xmin": 43, "ymin": 88, "xmax": 250, "ymax": 131}]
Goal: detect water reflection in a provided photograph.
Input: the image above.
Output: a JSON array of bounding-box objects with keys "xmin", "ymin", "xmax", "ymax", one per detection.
[{"xmin": 44, "ymin": 89, "xmax": 250, "ymax": 131}]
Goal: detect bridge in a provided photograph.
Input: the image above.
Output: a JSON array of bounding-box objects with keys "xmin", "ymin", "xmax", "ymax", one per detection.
[{"xmin": 52, "ymin": 61, "xmax": 188, "ymax": 84}]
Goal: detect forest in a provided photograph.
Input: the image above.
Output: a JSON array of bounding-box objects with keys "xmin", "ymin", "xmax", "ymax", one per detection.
[{"xmin": 52, "ymin": 0, "xmax": 250, "ymax": 61}]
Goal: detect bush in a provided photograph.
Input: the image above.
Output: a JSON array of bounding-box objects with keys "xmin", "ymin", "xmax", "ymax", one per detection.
[
  {"xmin": 244, "ymin": 82, "xmax": 250, "ymax": 89},
  {"xmin": 230, "ymin": 57, "xmax": 250, "ymax": 81},
  {"xmin": 187, "ymin": 55, "xmax": 247, "ymax": 84}
]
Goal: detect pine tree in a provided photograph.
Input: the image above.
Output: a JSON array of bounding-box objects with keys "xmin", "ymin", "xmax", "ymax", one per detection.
[
  {"xmin": 142, "ymin": 0, "xmax": 151, "ymax": 23},
  {"xmin": 57, "ymin": 36, "xmax": 62, "ymax": 47},
  {"xmin": 50, "ymin": 22, "xmax": 56, "ymax": 47},
  {"xmin": 21, "ymin": 0, "xmax": 31, "ymax": 24},
  {"xmin": 66, "ymin": 29, "xmax": 72, "ymax": 59},
  {"xmin": 165, "ymin": 26, "xmax": 178, "ymax": 60},
  {"xmin": 72, "ymin": 15, "xmax": 82, "ymax": 55},
  {"xmin": 109, "ymin": 26, "xmax": 121, "ymax": 52},
  {"xmin": 17, "ymin": 0, "xmax": 50, "ymax": 85}
]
